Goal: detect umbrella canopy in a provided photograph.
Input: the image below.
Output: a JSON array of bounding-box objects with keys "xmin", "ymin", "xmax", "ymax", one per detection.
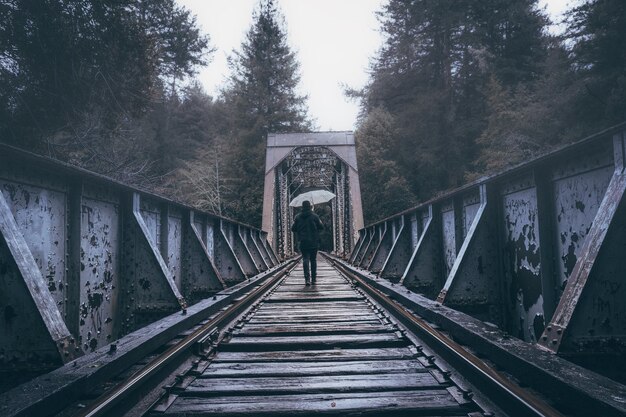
[{"xmin": 289, "ymin": 190, "xmax": 336, "ymax": 207}]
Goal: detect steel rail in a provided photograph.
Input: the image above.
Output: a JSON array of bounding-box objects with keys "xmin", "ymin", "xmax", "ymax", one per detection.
[
  {"xmin": 327, "ymin": 255, "xmax": 566, "ymax": 417},
  {"xmin": 76, "ymin": 259, "xmax": 298, "ymax": 417}
]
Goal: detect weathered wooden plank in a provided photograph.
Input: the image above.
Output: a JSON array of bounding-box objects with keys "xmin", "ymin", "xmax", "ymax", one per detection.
[
  {"xmin": 212, "ymin": 347, "xmax": 418, "ymax": 363},
  {"xmin": 256, "ymin": 301, "xmax": 371, "ymax": 309},
  {"xmin": 200, "ymin": 360, "xmax": 427, "ymax": 377},
  {"xmin": 182, "ymin": 373, "xmax": 444, "ymax": 396},
  {"xmin": 221, "ymin": 333, "xmax": 406, "ymax": 351},
  {"xmin": 243, "ymin": 320, "xmax": 382, "ymax": 329},
  {"xmin": 161, "ymin": 390, "xmax": 467, "ymax": 416},
  {"xmin": 265, "ymin": 293, "xmax": 364, "ymax": 303},
  {"xmin": 247, "ymin": 318, "xmax": 382, "ymax": 326},
  {"xmin": 252, "ymin": 311, "xmax": 374, "ymax": 317},
  {"xmin": 234, "ymin": 323, "xmax": 392, "ymax": 336},
  {"xmin": 252, "ymin": 301, "xmax": 374, "ymax": 315}
]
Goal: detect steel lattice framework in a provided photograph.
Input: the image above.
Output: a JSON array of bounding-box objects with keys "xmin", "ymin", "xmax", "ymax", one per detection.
[{"xmin": 262, "ymin": 132, "xmax": 363, "ymax": 259}]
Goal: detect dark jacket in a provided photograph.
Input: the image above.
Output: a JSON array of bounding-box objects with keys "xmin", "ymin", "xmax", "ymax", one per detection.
[{"xmin": 291, "ymin": 208, "xmax": 324, "ymax": 250}]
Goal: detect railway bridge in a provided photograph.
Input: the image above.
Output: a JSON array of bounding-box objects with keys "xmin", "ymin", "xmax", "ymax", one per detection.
[{"xmin": 1, "ymin": 125, "xmax": 626, "ymax": 417}]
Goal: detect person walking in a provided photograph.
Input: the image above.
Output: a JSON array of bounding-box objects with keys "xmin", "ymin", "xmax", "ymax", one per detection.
[{"xmin": 291, "ymin": 200, "xmax": 324, "ymax": 285}]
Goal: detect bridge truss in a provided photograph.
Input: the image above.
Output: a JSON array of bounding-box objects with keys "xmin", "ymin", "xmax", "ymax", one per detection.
[{"xmin": 262, "ymin": 132, "xmax": 364, "ymax": 259}]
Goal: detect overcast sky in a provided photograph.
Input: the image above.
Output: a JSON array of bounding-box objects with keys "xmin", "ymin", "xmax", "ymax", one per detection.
[{"xmin": 177, "ymin": 0, "xmax": 572, "ymax": 132}]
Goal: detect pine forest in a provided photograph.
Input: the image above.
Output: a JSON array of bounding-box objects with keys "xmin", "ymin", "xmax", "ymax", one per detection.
[{"xmin": 1, "ymin": 0, "xmax": 625, "ymax": 226}]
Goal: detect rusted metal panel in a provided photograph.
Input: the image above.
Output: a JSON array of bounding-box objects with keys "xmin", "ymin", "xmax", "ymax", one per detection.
[
  {"xmin": 401, "ymin": 206, "xmax": 444, "ymax": 299},
  {"xmin": 250, "ymin": 230, "xmax": 272, "ymax": 269},
  {"xmin": 441, "ymin": 201, "xmax": 456, "ymax": 277},
  {"xmin": 420, "ymin": 209, "xmax": 430, "ymax": 234},
  {"xmin": 438, "ymin": 186, "xmax": 503, "ymax": 325},
  {"xmin": 119, "ymin": 194, "xmax": 183, "ymax": 334},
  {"xmin": 222, "ymin": 222, "xmax": 257, "ymax": 276},
  {"xmin": 0, "ymin": 234, "xmax": 66, "ymax": 368},
  {"xmin": 500, "ymin": 176, "xmax": 544, "ymax": 342},
  {"xmin": 260, "ymin": 231, "xmax": 279, "ymax": 265},
  {"xmin": 462, "ymin": 191, "xmax": 481, "ymax": 240},
  {"xmin": 410, "ymin": 213, "xmax": 419, "ymax": 250},
  {"xmin": 0, "ymin": 144, "xmax": 275, "ymax": 374},
  {"xmin": 368, "ymin": 222, "xmax": 391, "ymax": 273},
  {"xmin": 214, "ymin": 220, "xmax": 246, "ymax": 283},
  {"xmin": 541, "ymin": 133, "xmax": 626, "ymax": 356},
  {"xmin": 139, "ymin": 198, "xmax": 161, "ymax": 249},
  {"xmin": 552, "ymin": 166, "xmax": 613, "ymax": 294},
  {"xmin": 79, "ymin": 197, "xmax": 120, "ymax": 352},
  {"xmin": 349, "ymin": 230, "xmax": 365, "ymax": 264},
  {"xmin": 0, "ymin": 190, "xmax": 78, "ymax": 368},
  {"xmin": 183, "ymin": 212, "xmax": 224, "ymax": 304},
  {"xmin": 1, "ymin": 181, "xmax": 68, "ymax": 316},
  {"xmin": 167, "ymin": 209, "xmax": 183, "ymax": 290},
  {"xmin": 241, "ymin": 226, "xmax": 267, "ymax": 272},
  {"xmin": 353, "ymin": 228, "xmax": 373, "ymax": 266},
  {"xmin": 381, "ymin": 216, "xmax": 413, "ymax": 281},
  {"xmin": 564, "ymin": 190, "xmax": 626, "ymax": 356},
  {"xmin": 206, "ymin": 222, "xmax": 215, "ymax": 261},
  {"xmin": 359, "ymin": 226, "xmax": 381, "ymax": 268}
]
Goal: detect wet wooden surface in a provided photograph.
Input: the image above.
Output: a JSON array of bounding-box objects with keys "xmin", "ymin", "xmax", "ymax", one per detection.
[{"xmin": 152, "ymin": 259, "xmax": 481, "ymax": 416}]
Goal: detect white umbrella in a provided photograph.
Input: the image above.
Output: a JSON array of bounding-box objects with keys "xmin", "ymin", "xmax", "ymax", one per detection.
[{"xmin": 289, "ymin": 190, "xmax": 336, "ymax": 207}]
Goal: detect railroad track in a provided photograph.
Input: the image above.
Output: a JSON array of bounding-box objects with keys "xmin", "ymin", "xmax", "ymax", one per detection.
[{"xmin": 4, "ymin": 257, "xmax": 578, "ymax": 417}]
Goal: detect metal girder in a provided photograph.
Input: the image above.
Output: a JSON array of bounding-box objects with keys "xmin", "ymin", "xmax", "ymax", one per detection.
[
  {"xmin": 0, "ymin": 144, "xmax": 277, "ymax": 371},
  {"xmin": 380, "ymin": 216, "xmax": 414, "ymax": 281},
  {"xmin": 214, "ymin": 220, "xmax": 247, "ymax": 282},
  {"xmin": 368, "ymin": 221, "xmax": 392, "ymax": 273},
  {"xmin": 351, "ymin": 124, "xmax": 626, "ymax": 363},
  {"xmin": 119, "ymin": 193, "xmax": 185, "ymax": 335},
  {"xmin": 349, "ymin": 230, "xmax": 366, "ymax": 264},
  {"xmin": 240, "ymin": 226, "xmax": 268, "ymax": 272},
  {"xmin": 0, "ymin": 190, "xmax": 80, "ymax": 366},
  {"xmin": 400, "ymin": 205, "xmax": 444, "ymax": 299},
  {"xmin": 540, "ymin": 132, "xmax": 626, "ymax": 353},
  {"xmin": 259, "ymin": 231, "xmax": 279, "ymax": 265},
  {"xmin": 250, "ymin": 230, "xmax": 273, "ymax": 269},
  {"xmin": 353, "ymin": 228, "xmax": 373, "ymax": 266},
  {"xmin": 184, "ymin": 211, "xmax": 225, "ymax": 304},
  {"xmin": 359, "ymin": 225, "xmax": 381, "ymax": 268},
  {"xmin": 436, "ymin": 185, "xmax": 503, "ymax": 325}
]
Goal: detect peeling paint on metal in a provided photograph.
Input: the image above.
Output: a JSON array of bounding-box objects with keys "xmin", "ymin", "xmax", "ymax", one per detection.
[
  {"xmin": 167, "ymin": 214, "xmax": 182, "ymax": 290},
  {"xmin": 80, "ymin": 199, "xmax": 119, "ymax": 352},
  {"xmin": 1, "ymin": 181, "xmax": 67, "ymax": 314},
  {"xmin": 502, "ymin": 187, "xmax": 544, "ymax": 341},
  {"xmin": 553, "ymin": 166, "xmax": 612, "ymax": 291},
  {"xmin": 441, "ymin": 204, "xmax": 456, "ymax": 277}
]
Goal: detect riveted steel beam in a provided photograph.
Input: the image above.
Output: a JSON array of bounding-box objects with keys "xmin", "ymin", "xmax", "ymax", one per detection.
[
  {"xmin": 183, "ymin": 211, "xmax": 225, "ymax": 304},
  {"xmin": 400, "ymin": 205, "xmax": 444, "ymax": 299},
  {"xmin": 0, "ymin": 190, "xmax": 81, "ymax": 366},
  {"xmin": 436, "ymin": 185, "xmax": 503, "ymax": 325},
  {"xmin": 240, "ymin": 225, "xmax": 267, "ymax": 272},
  {"xmin": 380, "ymin": 215, "xmax": 413, "ymax": 282},
  {"xmin": 540, "ymin": 132, "xmax": 626, "ymax": 354}
]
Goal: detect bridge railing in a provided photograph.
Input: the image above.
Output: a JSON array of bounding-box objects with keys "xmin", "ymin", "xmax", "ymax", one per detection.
[
  {"xmin": 0, "ymin": 144, "xmax": 281, "ymax": 370},
  {"xmin": 347, "ymin": 123, "xmax": 626, "ymax": 359}
]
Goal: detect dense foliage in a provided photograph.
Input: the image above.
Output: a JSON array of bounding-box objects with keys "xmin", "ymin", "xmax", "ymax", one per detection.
[
  {"xmin": 0, "ymin": 0, "xmax": 210, "ymax": 184},
  {"xmin": 355, "ymin": 0, "xmax": 626, "ymax": 224},
  {"xmin": 217, "ymin": 0, "xmax": 311, "ymax": 224},
  {"xmin": 1, "ymin": 0, "xmax": 624, "ymax": 228}
]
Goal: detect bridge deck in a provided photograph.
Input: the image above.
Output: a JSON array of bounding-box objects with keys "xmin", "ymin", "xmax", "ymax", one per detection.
[{"xmin": 153, "ymin": 259, "xmax": 478, "ymax": 416}]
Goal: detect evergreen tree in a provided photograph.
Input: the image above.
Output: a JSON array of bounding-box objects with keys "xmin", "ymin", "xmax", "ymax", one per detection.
[
  {"xmin": 0, "ymin": 0, "xmax": 210, "ymax": 160},
  {"xmin": 356, "ymin": 0, "xmax": 550, "ymax": 221},
  {"xmin": 220, "ymin": 0, "xmax": 311, "ymax": 225},
  {"xmin": 567, "ymin": 0, "xmax": 626, "ymax": 126},
  {"xmin": 356, "ymin": 108, "xmax": 416, "ymax": 223}
]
